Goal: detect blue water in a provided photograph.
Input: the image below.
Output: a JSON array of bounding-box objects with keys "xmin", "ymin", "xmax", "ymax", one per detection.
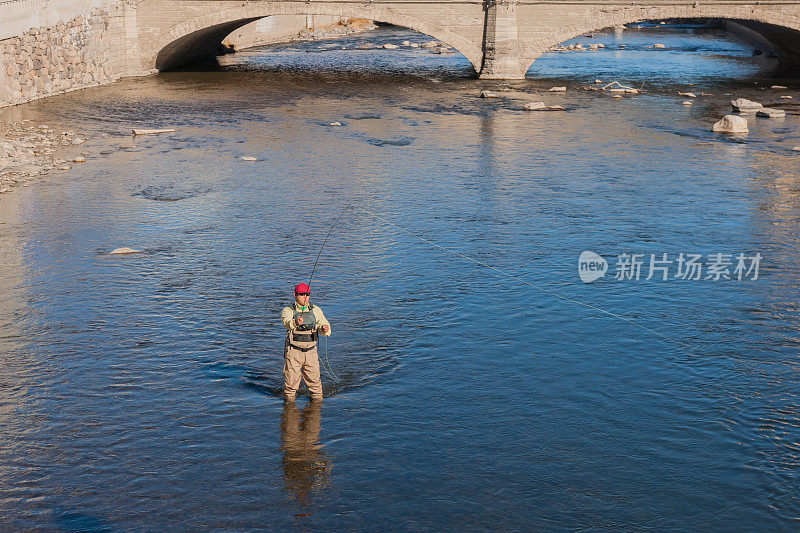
[{"xmin": 0, "ymin": 24, "xmax": 799, "ymax": 530}]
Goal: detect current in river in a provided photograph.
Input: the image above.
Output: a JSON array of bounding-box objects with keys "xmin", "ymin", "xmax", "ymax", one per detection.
[{"xmin": 0, "ymin": 22, "xmax": 799, "ymax": 531}]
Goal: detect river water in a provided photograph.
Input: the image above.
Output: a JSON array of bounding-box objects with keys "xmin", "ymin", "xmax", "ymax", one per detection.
[{"xmin": 1, "ymin": 23, "xmax": 799, "ymax": 531}]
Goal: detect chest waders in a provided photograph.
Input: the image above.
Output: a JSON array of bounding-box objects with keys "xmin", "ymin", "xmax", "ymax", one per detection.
[{"xmin": 287, "ymin": 304, "xmax": 318, "ymax": 351}]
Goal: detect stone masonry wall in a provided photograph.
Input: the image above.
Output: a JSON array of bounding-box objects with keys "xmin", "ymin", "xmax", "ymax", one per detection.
[{"xmin": 1, "ymin": 9, "xmax": 113, "ymax": 107}]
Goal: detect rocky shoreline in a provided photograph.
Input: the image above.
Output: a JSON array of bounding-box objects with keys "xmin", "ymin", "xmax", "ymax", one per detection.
[{"xmin": 0, "ymin": 120, "xmax": 89, "ymax": 195}]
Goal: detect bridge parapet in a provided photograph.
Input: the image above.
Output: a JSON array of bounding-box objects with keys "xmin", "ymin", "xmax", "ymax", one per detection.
[{"xmin": 2, "ymin": 0, "xmax": 800, "ymax": 108}]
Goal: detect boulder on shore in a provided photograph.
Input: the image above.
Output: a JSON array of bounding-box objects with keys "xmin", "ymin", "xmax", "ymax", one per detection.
[
  {"xmin": 756, "ymin": 108, "xmax": 786, "ymax": 118},
  {"xmin": 712, "ymin": 115, "xmax": 748, "ymax": 133},
  {"xmin": 731, "ymin": 98, "xmax": 763, "ymax": 112}
]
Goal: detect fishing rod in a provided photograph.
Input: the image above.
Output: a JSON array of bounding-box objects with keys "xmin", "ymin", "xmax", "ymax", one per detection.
[
  {"xmin": 309, "ymin": 202, "xmax": 353, "ymax": 287},
  {"xmin": 305, "ymin": 202, "xmax": 353, "ymax": 382}
]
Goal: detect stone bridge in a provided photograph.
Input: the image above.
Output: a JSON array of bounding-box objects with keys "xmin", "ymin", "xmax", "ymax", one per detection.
[{"xmin": 2, "ymin": 0, "xmax": 800, "ymax": 106}]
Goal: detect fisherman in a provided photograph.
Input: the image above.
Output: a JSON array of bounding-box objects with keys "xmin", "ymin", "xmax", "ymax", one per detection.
[{"xmin": 280, "ymin": 282, "xmax": 331, "ymax": 403}]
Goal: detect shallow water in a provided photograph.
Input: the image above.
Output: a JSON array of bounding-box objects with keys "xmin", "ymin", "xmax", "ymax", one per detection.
[{"xmin": 1, "ymin": 24, "xmax": 799, "ymax": 530}]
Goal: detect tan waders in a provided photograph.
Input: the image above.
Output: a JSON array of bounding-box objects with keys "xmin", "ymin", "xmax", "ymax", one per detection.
[{"xmin": 283, "ymin": 329, "xmax": 323, "ymax": 401}]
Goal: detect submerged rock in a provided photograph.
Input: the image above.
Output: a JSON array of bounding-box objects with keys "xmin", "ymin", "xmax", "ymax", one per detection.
[
  {"xmin": 731, "ymin": 98, "xmax": 763, "ymax": 112},
  {"xmin": 756, "ymin": 108, "xmax": 786, "ymax": 118},
  {"xmin": 712, "ymin": 115, "xmax": 748, "ymax": 133},
  {"xmin": 523, "ymin": 101, "xmax": 547, "ymax": 110},
  {"xmin": 110, "ymin": 247, "xmax": 143, "ymax": 255}
]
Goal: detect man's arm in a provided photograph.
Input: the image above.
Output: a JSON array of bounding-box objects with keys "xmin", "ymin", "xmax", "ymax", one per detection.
[
  {"xmin": 281, "ymin": 307, "xmax": 297, "ymax": 331},
  {"xmin": 314, "ymin": 307, "xmax": 331, "ymax": 336}
]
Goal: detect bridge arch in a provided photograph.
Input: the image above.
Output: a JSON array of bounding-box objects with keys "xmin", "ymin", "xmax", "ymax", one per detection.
[
  {"xmin": 519, "ymin": 4, "xmax": 800, "ymax": 77},
  {"xmin": 139, "ymin": 2, "xmax": 484, "ymax": 75}
]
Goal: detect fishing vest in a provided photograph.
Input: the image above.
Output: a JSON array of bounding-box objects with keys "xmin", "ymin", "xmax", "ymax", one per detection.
[{"xmin": 287, "ymin": 304, "xmax": 318, "ymax": 352}]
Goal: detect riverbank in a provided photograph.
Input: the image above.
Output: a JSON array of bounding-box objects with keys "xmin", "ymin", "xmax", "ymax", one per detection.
[{"xmin": 0, "ymin": 120, "xmax": 90, "ymax": 195}]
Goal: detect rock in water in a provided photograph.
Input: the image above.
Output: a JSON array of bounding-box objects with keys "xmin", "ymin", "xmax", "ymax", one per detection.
[
  {"xmin": 654, "ymin": 43, "xmax": 666, "ymax": 49},
  {"xmin": 132, "ymin": 129, "xmax": 176, "ymax": 135},
  {"xmin": 548, "ymin": 86, "xmax": 567, "ymax": 92},
  {"xmin": 241, "ymin": 156, "xmax": 257, "ymax": 161},
  {"xmin": 421, "ymin": 40, "xmax": 438, "ymax": 48},
  {"xmin": 712, "ymin": 115, "xmax": 749, "ymax": 133},
  {"xmin": 682, "ymin": 101, "xmax": 693, "ymax": 106},
  {"xmin": 382, "ymin": 44, "xmax": 398, "ymax": 49},
  {"xmin": 756, "ymin": 108, "xmax": 786, "ymax": 118},
  {"xmin": 110, "ymin": 247, "xmax": 143, "ymax": 255},
  {"xmin": 480, "ymin": 90, "xmax": 500, "ymax": 98},
  {"xmin": 523, "ymin": 101, "xmax": 547, "ymax": 110},
  {"xmin": 771, "ymin": 85, "xmax": 787, "ymax": 89},
  {"xmin": 329, "ymin": 122, "xmax": 342, "ymax": 126},
  {"xmin": 731, "ymin": 98, "xmax": 763, "ymax": 112}
]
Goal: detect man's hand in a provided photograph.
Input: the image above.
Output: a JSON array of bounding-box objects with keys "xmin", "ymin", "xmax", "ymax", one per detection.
[
  {"xmin": 321, "ymin": 324, "xmax": 330, "ymax": 334},
  {"xmin": 295, "ymin": 315, "xmax": 303, "ymax": 326}
]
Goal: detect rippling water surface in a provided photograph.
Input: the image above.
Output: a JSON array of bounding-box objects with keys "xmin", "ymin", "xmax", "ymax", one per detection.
[{"xmin": 1, "ymin": 24, "xmax": 799, "ymax": 531}]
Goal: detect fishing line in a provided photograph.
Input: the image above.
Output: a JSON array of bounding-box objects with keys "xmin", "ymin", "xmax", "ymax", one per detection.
[{"xmin": 352, "ymin": 206, "xmax": 692, "ymax": 350}]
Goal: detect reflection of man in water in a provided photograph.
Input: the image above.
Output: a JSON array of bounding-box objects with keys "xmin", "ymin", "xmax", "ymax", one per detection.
[{"xmin": 280, "ymin": 399, "xmax": 331, "ymax": 505}]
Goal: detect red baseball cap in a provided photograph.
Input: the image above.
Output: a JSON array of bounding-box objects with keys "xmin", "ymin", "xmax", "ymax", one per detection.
[{"xmin": 294, "ymin": 283, "xmax": 311, "ymax": 295}]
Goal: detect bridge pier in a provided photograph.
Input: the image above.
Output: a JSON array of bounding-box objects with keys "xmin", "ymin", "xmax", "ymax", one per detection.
[{"xmin": 479, "ymin": 0, "xmax": 526, "ymax": 79}]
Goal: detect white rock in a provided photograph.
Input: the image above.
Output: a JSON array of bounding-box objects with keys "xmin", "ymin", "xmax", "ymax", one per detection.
[
  {"xmin": 382, "ymin": 43, "xmax": 398, "ymax": 49},
  {"xmin": 781, "ymin": 95, "xmax": 793, "ymax": 99},
  {"xmin": 421, "ymin": 40, "xmax": 438, "ymax": 48},
  {"xmin": 598, "ymin": 43, "xmax": 605, "ymax": 48},
  {"xmin": 402, "ymin": 41, "xmax": 411, "ymax": 46},
  {"xmin": 523, "ymin": 101, "xmax": 547, "ymax": 110},
  {"xmin": 548, "ymin": 105, "xmax": 565, "ymax": 110},
  {"xmin": 548, "ymin": 86, "xmax": 567, "ymax": 92},
  {"xmin": 771, "ymin": 85, "xmax": 787, "ymax": 89},
  {"xmin": 712, "ymin": 115, "xmax": 749, "ymax": 133},
  {"xmin": 328, "ymin": 122, "xmax": 342, "ymax": 126},
  {"xmin": 410, "ymin": 43, "xmax": 419, "ymax": 48},
  {"xmin": 612, "ymin": 94, "xmax": 624, "ymax": 98},
  {"xmin": 679, "ymin": 92, "xmax": 697, "ymax": 98},
  {"xmin": 682, "ymin": 101, "xmax": 693, "ymax": 106},
  {"xmin": 756, "ymin": 108, "xmax": 786, "ymax": 118},
  {"xmin": 594, "ymin": 79, "xmax": 602, "ymax": 84},
  {"xmin": 73, "ymin": 156, "xmax": 86, "ymax": 163},
  {"xmin": 731, "ymin": 98, "xmax": 763, "ymax": 112},
  {"xmin": 58, "ymin": 165, "xmax": 71, "ymax": 170},
  {"xmin": 110, "ymin": 247, "xmax": 143, "ymax": 255},
  {"xmin": 132, "ymin": 128, "xmax": 176, "ymax": 135},
  {"xmin": 72, "ymin": 137, "xmax": 85, "ymax": 145},
  {"xmin": 793, "ymin": 146, "xmax": 800, "ymax": 152},
  {"xmin": 654, "ymin": 43, "xmax": 666, "ymax": 49},
  {"xmin": 241, "ymin": 156, "xmax": 257, "ymax": 161},
  {"xmin": 480, "ymin": 90, "xmax": 500, "ymax": 98},
  {"xmin": 589, "ymin": 44, "xmax": 598, "ymax": 51}
]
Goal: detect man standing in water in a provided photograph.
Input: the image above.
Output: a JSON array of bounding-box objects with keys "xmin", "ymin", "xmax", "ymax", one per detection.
[{"xmin": 280, "ymin": 283, "xmax": 331, "ymax": 403}]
